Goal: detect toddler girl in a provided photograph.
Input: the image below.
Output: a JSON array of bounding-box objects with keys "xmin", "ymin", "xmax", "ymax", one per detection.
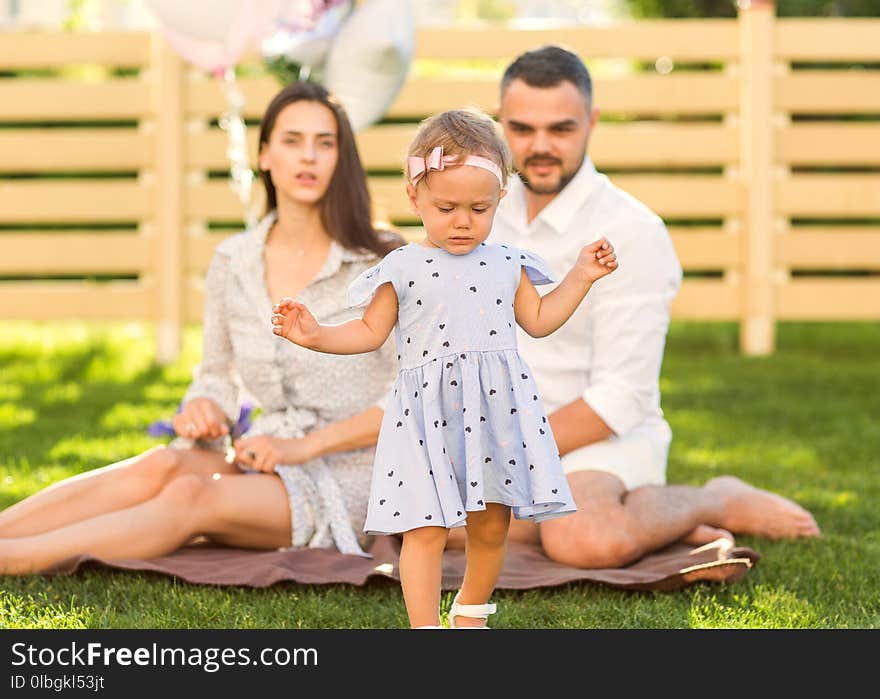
[{"xmin": 271, "ymin": 109, "xmax": 617, "ymax": 628}]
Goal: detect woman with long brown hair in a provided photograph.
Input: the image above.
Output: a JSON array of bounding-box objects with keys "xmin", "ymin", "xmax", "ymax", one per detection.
[{"xmin": 0, "ymin": 82, "xmax": 403, "ymax": 573}]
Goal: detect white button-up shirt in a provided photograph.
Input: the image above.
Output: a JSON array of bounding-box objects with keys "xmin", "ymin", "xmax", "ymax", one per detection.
[{"xmin": 491, "ymin": 158, "xmax": 682, "ymax": 444}]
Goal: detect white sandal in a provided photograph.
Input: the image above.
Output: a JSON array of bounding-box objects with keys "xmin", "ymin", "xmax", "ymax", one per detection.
[{"xmin": 448, "ymin": 590, "xmax": 497, "ymax": 629}]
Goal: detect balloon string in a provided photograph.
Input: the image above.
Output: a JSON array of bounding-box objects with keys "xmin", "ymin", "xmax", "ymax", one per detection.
[{"xmin": 218, "ymin": 68, "xmax": 258, "ymax": 229}]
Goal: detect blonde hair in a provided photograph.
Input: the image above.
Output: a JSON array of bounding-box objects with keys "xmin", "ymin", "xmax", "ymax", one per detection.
[{"xmin": 405, "ymin": 108, "xmax": 512, "ymax": 187}]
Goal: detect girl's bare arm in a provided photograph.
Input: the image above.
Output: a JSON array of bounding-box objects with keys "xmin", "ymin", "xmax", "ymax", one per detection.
[
  {"xmin": 513, "ymin": 267, "xmax": 594, "ymax": 338},
  {"xmin": 272, "ymin": 281, "xmax": 398, "ymax": 354},
  {"xmin": 514, "ymin": 238, "xmax": 617, "ymax": 338}
]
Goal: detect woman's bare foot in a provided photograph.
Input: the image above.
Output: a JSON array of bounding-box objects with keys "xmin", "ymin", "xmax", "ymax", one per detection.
[
  {"xmin": 682, "ymin": 524, "xmax": 734, "ymax": 547},
  {"xmin": 705, "ymin": 476, "xmax": 821, "ymax": 539}
]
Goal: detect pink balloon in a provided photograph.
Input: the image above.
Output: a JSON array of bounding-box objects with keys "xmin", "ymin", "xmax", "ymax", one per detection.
[{"xmin": 147, "ymin": 0, "xmax": 285, "ymax": 73}]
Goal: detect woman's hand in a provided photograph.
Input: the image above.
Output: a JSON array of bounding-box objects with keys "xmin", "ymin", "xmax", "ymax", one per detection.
[
  {"xmin": 173, "ymin": 397, "xmax": 229, "ymax": 440},
  {"xmin": 271, "ymin": 298, "xmax": 323, "ymax": 348},
  {"xmin": 575, "ymin": 237, "xmax": 618, "ymax": 282},
  {"xmin": 234, "ymin": 435, "xmax": 315, "ymax": 473}
]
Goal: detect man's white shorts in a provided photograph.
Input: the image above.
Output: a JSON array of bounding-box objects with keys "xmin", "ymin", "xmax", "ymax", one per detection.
[{"xmin": 560, "ymin": 418, "xmax": 672, "ymax": 491}]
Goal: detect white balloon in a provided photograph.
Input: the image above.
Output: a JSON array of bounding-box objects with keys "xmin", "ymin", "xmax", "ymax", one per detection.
[
  {"xmin": 323, "ymin": 0, "xmax": 415, "ymax": 132},
  {"xmin": 261, "ymin": 1, "xmax": 351, "ymax": 70}
]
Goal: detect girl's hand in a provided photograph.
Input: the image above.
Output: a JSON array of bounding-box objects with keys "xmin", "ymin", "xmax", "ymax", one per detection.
[
  {"xmin": 576, "ymin": 237, "xmax": 618, "ymax": 282},
  {"xmin": 173, "ymin": 397, "xmax": 229, "ymax": 440},
  {"xmin": 271, "ymin": 298, "xmax": 322, "ymax": 348},
  {"xmin": 233, "ymin": 435, "xmax": 297, "ymax": 473}
]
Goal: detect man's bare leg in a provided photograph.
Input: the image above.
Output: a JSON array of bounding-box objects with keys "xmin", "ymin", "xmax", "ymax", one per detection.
[
  {"xmin": 434, "ymin": 470, "xmax": 822, "ymax": 562},
  {"xmin": 536, "ymin": 470, "xmax": 820, "ymax": 569},
  {"xmin": 0, "ymin": 447, "xmax": 236, "ymax": 537},
  {"xmin": 448, "ymin": 471, "xmax": 720, "ymax": 568},
  {"xmin": 532, "ymin": 472, "xmax": 708, "ymax": 567}
]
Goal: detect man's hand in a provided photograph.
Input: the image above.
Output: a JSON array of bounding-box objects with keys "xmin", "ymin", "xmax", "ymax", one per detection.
[
  {"xmin": 173, "ymin": 397, "xmax": 229, "ymax": 440},
  {"xmin": 575, "ymin": 237, "xmax": 618, "ymax": 282},
  {"xmin": 271, "ymin": 298, "xmax": 323, "ymax": 348}
]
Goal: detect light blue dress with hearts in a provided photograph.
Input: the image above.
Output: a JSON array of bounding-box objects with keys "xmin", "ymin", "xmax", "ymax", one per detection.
[{"xmin": 347, "ymin": 241, "xmax": 577, "ymax": 535}]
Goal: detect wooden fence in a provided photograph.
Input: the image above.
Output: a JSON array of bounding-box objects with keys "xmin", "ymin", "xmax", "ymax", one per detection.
[{"xmin": 1, "ymin": 5, "xmax": 878, "ymax": 360}]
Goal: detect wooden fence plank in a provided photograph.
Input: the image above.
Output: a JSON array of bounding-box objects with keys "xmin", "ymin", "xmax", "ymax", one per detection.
[
  {"xmin": 670, "ymin": 231, "xmax": 740, "ymax": 268},
  {"xmin": 776, "ymin": 73, "xmax": 880, "ymax": 113},
  {"xmin": 0, "ymin": 129, "xmax": 152, "ymax": 172},
  {"xmin": 0, "ymin": 80, "xmax": 149, "ymax": 120},
  {"xmin": 776, "ymin": 19, "xmax": 880, "ymax": 61},
  {"xmin": 185, "ymin": 74, "xmax": 739, "ymax": 120},
  {"xmin": 777, "ymin": 230, "xmax": 880, "ymax": 269},
  {"xmin": 388, "ymin": 74, "xmax": 739, "ymax": 118},
  {"xmin": 0, "ymin": 233, "xmax": 149, "ymax": 273},
  {"xmin": 185, "ymin": 234, "xmax": 229, "ymax": 272},
  {"xmin": 187, "ymin": 128, "xmax": 259, "ymax": 169},
  {"xmin": 0, "ymin": 31, "xmax": 150, "ymax": 68},
  {"xmin": 189, "ymin": 175, "xmax": 742, "ymax": 222},
  {"xmin": 740, "ymin": 0, "xmax": 776, "ymax": 354},
  {"xmin": 604, "ymin": 175, "xmax": 742, "ymax": 217},
  {"xmin": 414, "ymin": 22, "xmax": 739, "ymax": 60},
  {"xmin": 371, "ymin": 175, "xmax": 742, "ymax": 222},
  {"xmin": 371, "ymin": 174, "xmax": 741, "ymax": 221},
  {"xmin": 151, "ymin": 33, "xmax": 185, "ymax": 362},
  {"xmin": 778, "ymin": 176, "xmax": 880, "ymax": 216},
  {"xmin": 0, "ymin": 283, "xmax": 151, "ymax": 319},
  {"xmin": 777, "ymin": 124, "xmax": 880, "ymax": 165},
  {"xmin": 185, "ymin": 75, "xmax": 278, "ymax": 120},
  {"xmin": 777, "ymin": 280, "xmax": 880, "ymax": 319},
  {"xmin": 671, "ymin": 280, "xmax": 739, "ymax": 320},
  {"xmin": 0, "ymin": 181, "xmax": 150, "ymax": 222},
  {"xmin": 181, "ymin": 228, "xmax": 742, "ymax": 275},
  {"xmin": 188, "ymin": 122, "xmax": 739, "ymax": 171},
  {"xmin": 591, "ymin": 124, "xmax": 739, "ymax": 167}
]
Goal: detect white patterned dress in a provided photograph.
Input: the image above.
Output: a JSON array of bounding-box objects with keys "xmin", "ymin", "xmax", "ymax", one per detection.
[
  {"xmin": 347, "ymin": 242, "xmax": 577, "ymax": 536},
  {"xmin": 173, "ymin": 212, "xmax": 399, "ymax": 556}
]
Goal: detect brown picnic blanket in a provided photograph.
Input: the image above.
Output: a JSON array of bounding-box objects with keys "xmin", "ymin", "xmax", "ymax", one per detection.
[{"xmin": 51, "ymin": 535, "xmax": 758, "ymax": 592}]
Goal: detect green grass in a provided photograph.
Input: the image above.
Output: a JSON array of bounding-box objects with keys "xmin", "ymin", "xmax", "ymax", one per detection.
[{"xmin": 1, "ymin": 321, "xmax": 878, "ymax": 628}]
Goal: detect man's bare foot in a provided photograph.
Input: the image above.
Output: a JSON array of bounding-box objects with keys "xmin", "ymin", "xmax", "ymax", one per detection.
[
  {"xmin": 705, "ymin": 476, "xmax": 821, "ymax": 539},
  {"xmin": 682, "ymin": 524, "xmax": 735, "ymax": 547}
]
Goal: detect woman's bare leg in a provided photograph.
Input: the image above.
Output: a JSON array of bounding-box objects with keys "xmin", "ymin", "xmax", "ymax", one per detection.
[
  {"xmin": 0, "ymin": 446, "xmax": 235, "ymax": 537},
  {"xmin": 0, "ymin": 471, "xmax": 291, "ymax": 575}
]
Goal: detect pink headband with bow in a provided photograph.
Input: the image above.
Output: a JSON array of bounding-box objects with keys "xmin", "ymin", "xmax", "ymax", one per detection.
[{"xmin": 407, "ymin": 145, "xmax": 504, "ymax": 187}]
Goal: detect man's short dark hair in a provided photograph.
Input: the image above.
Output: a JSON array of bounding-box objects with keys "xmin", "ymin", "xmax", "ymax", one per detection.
[{"xmin": 500, "ymin": 45, "xmax": 592, "ymax": 104}]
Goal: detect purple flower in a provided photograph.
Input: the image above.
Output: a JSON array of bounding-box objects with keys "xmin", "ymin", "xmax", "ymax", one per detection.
[
  {"xmin": 147, "ymin": 401, "xmax": 254, "ymax": 440},
  {"xmin": 147, "ymin": 402, "xmax": 182, "ymax": 438},
  {"xmin": 232, "ymin": 401, "xmax": 254, "ymax": 439},
  {"xmin": 147, "ymin": 420, "xmax": 177, "ymax": 438}
]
